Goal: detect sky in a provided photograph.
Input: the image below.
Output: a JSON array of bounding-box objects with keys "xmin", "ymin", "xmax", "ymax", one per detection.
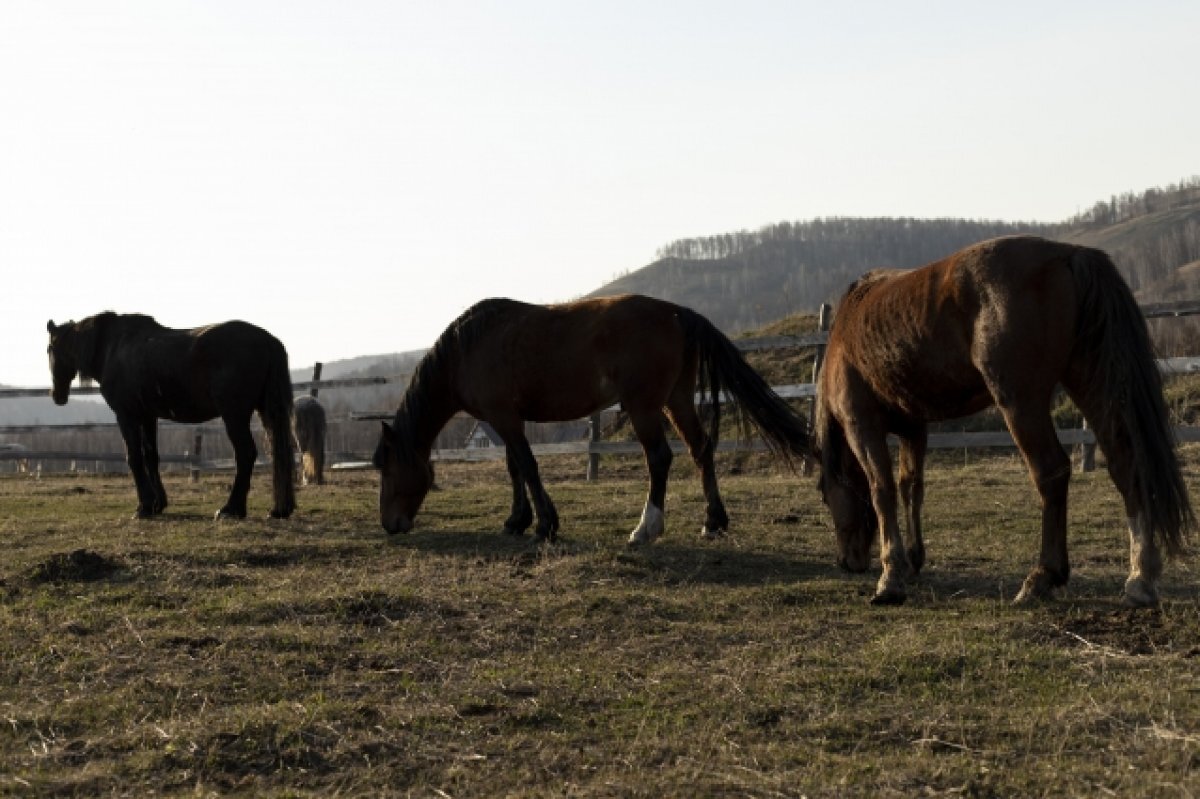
[{"xmin": 2, "ymin": 0, "xmax": 1198, "ymax": 388}]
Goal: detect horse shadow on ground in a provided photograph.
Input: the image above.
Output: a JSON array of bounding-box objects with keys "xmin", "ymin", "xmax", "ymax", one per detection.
[{"xmin": 384, "ymin": 525, "xmax": 841, "ymax": 590}]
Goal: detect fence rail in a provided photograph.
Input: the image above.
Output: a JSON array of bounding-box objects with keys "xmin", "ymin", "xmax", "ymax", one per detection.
[{"xmin": 6, "ymin": 299, "xmax": 1200, "ymax": 475}]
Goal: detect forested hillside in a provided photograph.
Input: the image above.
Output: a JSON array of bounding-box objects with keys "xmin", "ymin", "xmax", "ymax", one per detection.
[{"xmin": 590, "ymin": 177, "xmax": 1200, "ymax": 335}]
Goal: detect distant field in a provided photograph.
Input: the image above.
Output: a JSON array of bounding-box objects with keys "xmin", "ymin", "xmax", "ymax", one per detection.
[{"xmin": 1, "ymin": 449, "xmax": 1198, "ymax": 797}]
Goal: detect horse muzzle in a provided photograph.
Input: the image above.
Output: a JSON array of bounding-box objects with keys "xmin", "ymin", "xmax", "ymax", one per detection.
[
  {"xmin": 50, "ymin": 387, "xmax": 69, "ymax": 406},
  {"xmin": 382, "ymin": 514, "xmax": 413, "ymax": 535}
]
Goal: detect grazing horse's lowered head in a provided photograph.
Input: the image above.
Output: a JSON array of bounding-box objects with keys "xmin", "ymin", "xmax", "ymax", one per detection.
[
  {"xmin": 373, "ymin": 421, "xmax": 435, "ymax": 534},
  {"xmin": 814, "ymin": 412, "xmax": 876, "ymax": 574},
  {"xmin": 371, "ymin": 295, "xmax": 813, "ymax": 542}
]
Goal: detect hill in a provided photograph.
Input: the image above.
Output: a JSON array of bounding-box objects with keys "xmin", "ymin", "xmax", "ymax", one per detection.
[
  {"xmin": 0, "ymin": 393, "xmax": 115, "ymax": 428},
  {"xmin": 589, "ymin": 177, "xmax": 1200, "ymax": 336}
]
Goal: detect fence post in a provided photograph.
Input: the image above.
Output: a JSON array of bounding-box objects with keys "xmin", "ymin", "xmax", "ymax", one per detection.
[
  {"xmin": 1077, "ymin": 419, "xmax": 1096, "ymax": 473},
  {"xmin": 190, "ymin": 430, "xmax": 203, "ymax": 483},
  {"xmin": 802, "ymin": 303, "xmax": 832, "ymax": 476},
  {"xmin": 586, "ymin": 413, "xmax": 601, "ymax": 481},
  {"xmin": 310, "ymin": 362, "xmax": 323, "ymax": 398}
]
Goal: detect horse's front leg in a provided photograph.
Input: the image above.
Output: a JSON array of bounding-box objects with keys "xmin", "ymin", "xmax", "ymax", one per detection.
[
  {"xmin": 627, "ymin": 411, "xmax": 673, "ymax": 546},
  {"xmin": 897, "ymin": 429, "xmax": 927, "ymax": 575},
  {"xmin": 117, "ymin": 414, "xmax": 157, "ymax": 519},
  {"xmin": 847, "ymin": 425, "xmax": 910, "ymax": 605},
  {"xmin": 499, "ymin": 429, "xmax": 558, "ymax": 541},
  {"xmin": 141, "ymin": 417, "xmax": 168, "ymax": 514},
  {"xmin": 502, "ymin": 446, "xmax": 533, "ymax": 535}
]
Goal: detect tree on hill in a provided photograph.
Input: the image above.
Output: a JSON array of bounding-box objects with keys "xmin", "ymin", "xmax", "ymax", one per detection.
[{"xmin": 591, "ymin": 177, "xmax": 1200, "ymax": 338}]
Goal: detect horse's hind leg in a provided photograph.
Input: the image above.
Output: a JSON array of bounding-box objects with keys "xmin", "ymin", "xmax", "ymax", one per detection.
[
  {"xmin": 313, "ymin": 439, "xmax": 325, "ymax": 486},
  {"xmin": 502, "ymin": 446, "xmax": 534, "ymax": 536},
  {"xmin": 996, "ymin": 404, "xmax": 1072, "ymax": 604},
  {"xmin": 1064, "ymin": 384, "xmax": 1162, "ymax": 606},
  {"xmin": 666, "ymin": 390, "xmax": 727, "ymax": 537},
  {"xmin": 1122, "ymin": 512, "xmax": 1162, "ymax": 607},
  {"xmin": 897, "ymin": 428, "xmax": 927, "ymax": 575},
  {"xmin": 216, "ymin": 414, "xmax": 257, "ymax": 520},
  {"xmin": 627, "ymin": 409, "xmax": 674, "ymax": 547}
]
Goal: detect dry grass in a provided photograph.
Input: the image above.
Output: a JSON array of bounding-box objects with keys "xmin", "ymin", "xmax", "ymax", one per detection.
[{"xmin": 1, "ymin": 448, "xmax": 1198, "ymax": 797}]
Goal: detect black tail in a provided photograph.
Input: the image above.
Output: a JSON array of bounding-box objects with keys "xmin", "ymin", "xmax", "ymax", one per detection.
[
  {"xmin": 259, "ymin": 337, "xmax": 297, "ymax": 518},
  {"xmin": 677, "ymin": 307, "xmax": 814, "ymax": 465},
  {"xmin": 1070, "ymin": 247, "xmax": 1192, "ymax": 555}
]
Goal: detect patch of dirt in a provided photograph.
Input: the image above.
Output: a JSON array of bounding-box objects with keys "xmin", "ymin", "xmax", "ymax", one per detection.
[{"xmin": 27, "ymin": 549, "xmax": 124, "ymax": 584}]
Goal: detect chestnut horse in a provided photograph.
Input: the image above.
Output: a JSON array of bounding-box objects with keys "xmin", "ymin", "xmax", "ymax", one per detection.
[
  {"xmin": 373, "ymin": 295, "xmax": 812, "ymax": 542},
  {"xmin": 47, "ymin": 313, "xmax": 296, "ymax": 520},
  {"xmin": 816, "ymin": 236, "xmax": 1191, "ymax": 606}
]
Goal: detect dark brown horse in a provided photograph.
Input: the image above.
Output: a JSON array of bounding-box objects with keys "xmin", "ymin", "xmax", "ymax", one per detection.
[
  {"xmin": 293, "ymin": 395, "xmax": 327, "ymax": 486},
  {"xmin": 816, "ymin": 236, "xmax": 1192, "ymax": 606},
  {"xmin": 47, "ymin": 313, "xmax": 296, "ymax": 520},
  {"xmin": 373, "ymin": 295, "xmax": 812, "ymax": 541}
]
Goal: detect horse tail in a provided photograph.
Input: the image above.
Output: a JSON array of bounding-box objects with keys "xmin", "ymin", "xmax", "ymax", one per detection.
[
  {"xmin": 259, "ymin": 336, "xmax": 297, "ymax": 517},
  {"xmin": 676, "ymin": 307, "xmax": 814, "ymax": 465},
  {"xmin": 1069, "ymin": 246, "xmax": 1192, "ymax": 555}
]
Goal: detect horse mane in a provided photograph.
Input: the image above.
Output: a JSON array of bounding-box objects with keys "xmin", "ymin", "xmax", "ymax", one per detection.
[
  {"xmin": 842, "ymin": 268, "xmax": 906, "ymax": 306},
  {"xmin": 389, "ymin": 299, "xmax": 517, "ymax": 461},
  {"xmin": 73, "ymin": 312, "xmax": 162, "ymax": 380},
  {"xmin": 813, "ymin": 391, "xmax": 845, "ymax": 482}
]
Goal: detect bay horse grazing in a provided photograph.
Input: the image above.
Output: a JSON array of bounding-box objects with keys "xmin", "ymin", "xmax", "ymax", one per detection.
[
  {"xmin": 816, "ymin": 236, "xmax": 1192, "ymax": 606},
  {"xmin": 373, "ymin": 295, "xmax": 813, "ymax": 542},
  {"xmin": 46, "ymin": 313, "xmax": 296, "ymax": 520},
  {"xmin": 293, "ymin": 395, "xmax": 327, "ymax": 486}
]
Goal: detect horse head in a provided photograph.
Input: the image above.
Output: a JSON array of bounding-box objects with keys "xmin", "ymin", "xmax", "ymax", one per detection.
[
  {"xmin": 817, "ymin": 438, "xmax": 876, "ymax": 574},
  {"xmin": 373, "ymin": 421, "xmax": 434, "ymax": 534},
  {"xmin": 46, "ymin": 320, "xmax": 79, "ymax": 406}
]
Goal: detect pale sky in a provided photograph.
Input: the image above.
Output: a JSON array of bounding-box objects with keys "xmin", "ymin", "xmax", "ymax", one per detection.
[{"xmin": 2, "ymin": 1, "xmax": 1198, "ymax": 388}]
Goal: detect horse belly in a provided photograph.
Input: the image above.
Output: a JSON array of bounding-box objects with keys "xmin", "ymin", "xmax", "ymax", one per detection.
[
  {"xmin": 874, "ymin": 366, "xmax": 991, "ymax": 422},
  {"xmin": 516, "ymin": 377, "xmax": 617, "ymax": 422}
]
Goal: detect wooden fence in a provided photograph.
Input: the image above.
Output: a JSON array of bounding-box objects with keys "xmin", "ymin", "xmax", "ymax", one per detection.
[{"xmin": 4, "ymin": 299, "xmax": 1200, "ymax": 477}]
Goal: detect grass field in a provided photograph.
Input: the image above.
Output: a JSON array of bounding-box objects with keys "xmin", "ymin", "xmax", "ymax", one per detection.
[{"xmin": 1, "ymin": 449, "xmax": 1198, "ymax": 797}]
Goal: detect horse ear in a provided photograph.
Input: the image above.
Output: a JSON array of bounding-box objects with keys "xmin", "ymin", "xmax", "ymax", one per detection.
[{"xmin": 47, "ymin": 320, "xmax": 57, "ymax": 334}]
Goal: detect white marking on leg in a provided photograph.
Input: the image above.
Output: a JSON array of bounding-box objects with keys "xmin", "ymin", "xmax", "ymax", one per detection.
[
  {"xmin": 627, "ymin": 501, "xmax": 665, "ymax": 546},
  {"xmin": 1124, "ymin": 512, "xmax": 1161, "ymax": 607}
]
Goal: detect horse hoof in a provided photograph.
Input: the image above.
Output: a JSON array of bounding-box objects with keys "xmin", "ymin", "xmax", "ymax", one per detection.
[
  {"xmin": 268, "ymin": 508, "xmax": 293, "ymax": 520},
  {"xmin": 1122, "ymin": 578, "xmax": 1160, "ymax": 608},
  {"xmin": 869, "ymin": 589, "xmax": 907, "ymax": 606},
  {"xmin": 214, "ymin": 508, "xmax": 246, "ymax": 521},
  {"xmin": 700, "ymin": 525, "xmax": 726, "ymax": 540},
  {"xmin": 1013, "ymin": 573, "xmax": 1057, "ymax": 605},
  {"xmin": 502, "ymin": 525, "xmax": 526, "ymax": 537}
]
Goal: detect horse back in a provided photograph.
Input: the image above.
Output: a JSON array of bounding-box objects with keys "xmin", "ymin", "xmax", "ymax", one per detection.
[
  {"xmin": 102, "ymin": 318, "xmax": 284, "ymax": 423},
  {"xmin": 455, "ymin": 295, "xmax": 687, "ymax": 422},
  {"xmin": 821, "ymin": 236, "xmax": 1079, "ymax": 423}
]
